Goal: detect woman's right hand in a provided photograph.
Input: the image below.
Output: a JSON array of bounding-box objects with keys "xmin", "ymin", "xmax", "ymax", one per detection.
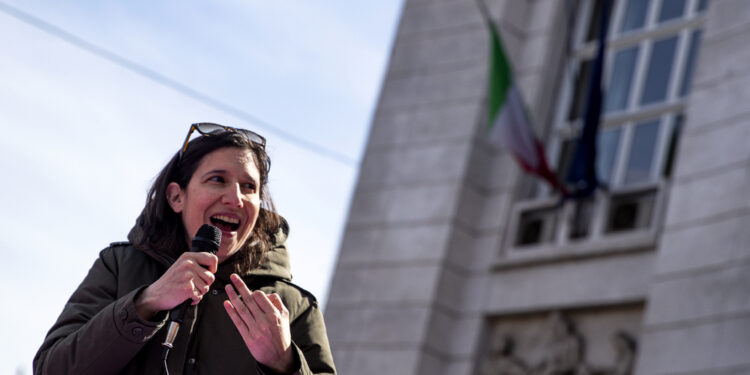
[{"xmin": 134, "ymin": 252, "xmax": 219, "ymax": 320}]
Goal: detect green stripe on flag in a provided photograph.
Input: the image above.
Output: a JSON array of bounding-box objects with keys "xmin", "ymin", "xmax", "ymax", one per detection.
[{"xmin": 487, "ymin": 24, "xmax": 513, "ymax": 129}]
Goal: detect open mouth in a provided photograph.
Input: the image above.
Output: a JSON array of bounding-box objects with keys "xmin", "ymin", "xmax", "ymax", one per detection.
[{"xmin": 210, "ymin": 214, "xmax": 240, "ymax": 232}]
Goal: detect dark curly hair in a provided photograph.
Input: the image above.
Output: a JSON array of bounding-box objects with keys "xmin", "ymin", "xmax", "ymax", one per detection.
[{"xmin": 133, "ymin": 130, "xmax": 282, "ymax": 272}]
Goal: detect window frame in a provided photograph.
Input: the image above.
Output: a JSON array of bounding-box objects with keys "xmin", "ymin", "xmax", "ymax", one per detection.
[{"xmin": 503, "ymin": 0, "xmax": 708, "ymax": 258}]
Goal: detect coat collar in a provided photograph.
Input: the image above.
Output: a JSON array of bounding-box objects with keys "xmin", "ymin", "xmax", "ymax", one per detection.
[{"xmin": 127, "ymin": 217, "xmax": 293, "ymax": 282}]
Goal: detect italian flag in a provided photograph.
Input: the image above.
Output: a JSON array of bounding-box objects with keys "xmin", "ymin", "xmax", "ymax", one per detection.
[{"xmin": 486, "ymin": 23, "xmax": 567, "ymax": 195}]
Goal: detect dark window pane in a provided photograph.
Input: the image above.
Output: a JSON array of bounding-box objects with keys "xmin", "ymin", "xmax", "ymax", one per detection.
[
  {"xmin": 568, "ymin": 60, "xmax": 593, "ymax": 121},
  {"xmin": 663, "ymin": 114, "xmax": 683, "ymax": 177},
  {"xmin": 620, "ymin": 0, "xmax": 650, "ymax": 33},
  {"xmin": 640, "ymin": 36, "xmax": 678, "ymax": 105},
  {"xmin": 569, "ymin": 198, "xmax": 595, "ymax": 239},
  {"xmin": 697, "ymin": 0, "xmax": 709, "ymax": 12},
  {"xmin": 624, "ymin": 119, "xmax": 661, "ymax": 185},
  {"xmin": 606, "ymin": 189, "xmax": 656, "ymax": 232},
  {"xmin": 597, "ymin": 127, "xmax": 622, "ymax": 186},
  {"xmin": 658, "ymin": 0, "xmax": 686, "ymax": 23},
  {"xmin": 516, "ymin": 207, "xmax": 558, "ymax": 246},
  {"xmin": 605, "ymin": 46, "xmax": 639, "ymax": 112},
  {"xmin": 680, "ymin": 30, "xmax": 703, "ymax": 97}
]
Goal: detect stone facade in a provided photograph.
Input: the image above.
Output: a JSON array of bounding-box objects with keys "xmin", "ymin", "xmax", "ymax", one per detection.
[
  {"xmin": 325, "ymin": 0, "xmax": 750, "ymax": 374},
  {"xmin": 636, "ymin": 0, "xmax": 750, "ymax": 373}
]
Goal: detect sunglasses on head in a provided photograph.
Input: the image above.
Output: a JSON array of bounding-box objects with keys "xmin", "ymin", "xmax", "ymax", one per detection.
[{"xmin": 179, "ymin": 122, "xmax": 266, "ymax": 159}]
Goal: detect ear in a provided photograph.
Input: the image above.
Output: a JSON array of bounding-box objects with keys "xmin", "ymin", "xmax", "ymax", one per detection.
[{"xmin": 166, "ymin": 182, "xmax": 185, "ymax": 213}]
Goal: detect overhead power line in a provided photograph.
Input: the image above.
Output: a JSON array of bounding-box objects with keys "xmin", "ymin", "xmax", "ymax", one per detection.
[{"xmin": 0, "ymin": 1, "xmax": 357, "ymax": 167}]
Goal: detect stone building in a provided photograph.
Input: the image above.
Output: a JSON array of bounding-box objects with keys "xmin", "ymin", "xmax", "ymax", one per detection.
[{"xmin": 324, "ymin": 0, "xmax": 750, "ymax": 374}]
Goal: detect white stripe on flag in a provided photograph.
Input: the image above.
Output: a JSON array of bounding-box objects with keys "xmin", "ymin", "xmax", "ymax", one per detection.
[{"xmin": 488, "ymin": 84, "xmax": 539, "ymax": 170}]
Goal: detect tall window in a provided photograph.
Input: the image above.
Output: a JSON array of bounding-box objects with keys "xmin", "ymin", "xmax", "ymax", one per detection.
[{"xmin": 509, "ymin": 0, "xmax": 707, "ymax": 250}]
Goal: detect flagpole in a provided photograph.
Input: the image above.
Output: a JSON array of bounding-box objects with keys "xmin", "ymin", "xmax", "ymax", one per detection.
[{"xmin": 473, "ymin": 0, "xmax": 493, "ymax": 30}]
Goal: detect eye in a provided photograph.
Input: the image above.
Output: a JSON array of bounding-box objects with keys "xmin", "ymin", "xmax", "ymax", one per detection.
[
  {"xmin": 241, "ymin": 182, "xmax": 257, "ymax": 193},
  {"xmin": 207, "ymin": 175, "xmax": 225, "ymax": 184}
]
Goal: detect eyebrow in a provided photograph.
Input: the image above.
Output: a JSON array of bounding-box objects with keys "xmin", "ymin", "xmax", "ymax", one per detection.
[{"xmin": 201, "ymin": 169, "xmax": 227, "ymax": 179}]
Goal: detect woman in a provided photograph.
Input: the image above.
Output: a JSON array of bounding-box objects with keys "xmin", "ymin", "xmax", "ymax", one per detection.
[{"xmin": 34, "ymin": 123, "xmax": 336, "ymax": 375}]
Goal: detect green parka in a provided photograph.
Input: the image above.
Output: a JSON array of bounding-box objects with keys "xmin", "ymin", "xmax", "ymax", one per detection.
[{"xmin": 33, "ymin": 223, "xmax": 336, "ymax": 375}]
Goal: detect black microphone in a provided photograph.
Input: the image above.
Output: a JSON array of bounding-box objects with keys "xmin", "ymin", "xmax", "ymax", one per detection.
[{"xmin": 162, "ymin": 224, "xmax": 221, "ymax": 352}]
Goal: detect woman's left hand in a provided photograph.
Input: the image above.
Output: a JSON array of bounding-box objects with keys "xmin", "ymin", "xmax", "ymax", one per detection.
[{"xmin": 224, "ymin": 273, "xmax": 296, "ymax": 373}]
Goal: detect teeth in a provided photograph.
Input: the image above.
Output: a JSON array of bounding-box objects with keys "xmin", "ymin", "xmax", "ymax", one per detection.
[{"xmin": 212, "ymin": 214, "xmax": 239, "ymax": 224}]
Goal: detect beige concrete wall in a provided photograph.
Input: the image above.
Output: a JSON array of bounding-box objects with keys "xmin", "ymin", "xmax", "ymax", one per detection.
[
  {"xmin": 326, "ymin": 0, "xmax": 575, "ymax": 373},
  {"xmin": 635, "ymin": 1, "xmax": 750, "ymax": 374},
  {"xmin": 326, "ymin": 0, "xmax": 750, "ymax": 374},
  {"xmin": 325, "ymin": 0, "xmax": 486, "ymax": 372}
]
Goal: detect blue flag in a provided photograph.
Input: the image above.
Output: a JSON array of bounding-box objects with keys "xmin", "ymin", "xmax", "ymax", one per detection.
[{"xmin": 566, "ymin": 0, "xmax": 612, "ymax": 198}]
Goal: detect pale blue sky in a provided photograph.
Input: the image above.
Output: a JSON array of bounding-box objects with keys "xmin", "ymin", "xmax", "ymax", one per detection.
[{"xmin": 0, "ymin": 1, "xmax": 403, "ymax": 373}]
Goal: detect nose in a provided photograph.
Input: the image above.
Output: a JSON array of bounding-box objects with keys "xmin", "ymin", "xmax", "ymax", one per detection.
[{"xmin": 221, "ymin": 183, "xmax": 244, "ymax": 208}]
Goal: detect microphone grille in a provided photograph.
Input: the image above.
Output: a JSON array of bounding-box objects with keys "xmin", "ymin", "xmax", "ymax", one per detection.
[{"xmin": 193, "ymin": 224, "xmax": 222, "ymax": 254}]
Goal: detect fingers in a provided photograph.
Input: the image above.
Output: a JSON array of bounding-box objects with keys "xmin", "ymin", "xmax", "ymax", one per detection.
[
  {"xmin": 194, "ymin": 268, "xmax": 215, "ymax": 290},
  {"xmin": 225, "ymin": 274, "xmax": 285, "ymax": 328},
  {"xmin": 250, "ymin": 291, "xmax": 275, "ymax": 315},
  {"xmin": 140, "ymin": 250, "xmax": 221, "ymax": 313},
  {"xmin": 224, "ymin": 285, "xmax": 250, "ymax": 331},
  {"xmin": 180, "ymin": 252, "xmax": 218, "ymax": 278},
  {"xmin": 223, "ymin": 273, "xmax": 294, "ymax": 371},
  {"xmin": 223, "ymin": 299, "xmax": 247, "ymax": 332},
  {"xmin": 227, "ymin": 274, "xmax": 263, "ymax": 327},
  {"xmin": 267, "ymin": 293, "xmax": 288, "ymax": 315},
  {"xmin": 156, "ymin": 252, "xmax": 217, "ymax": 307},
  {"xmin": 189, "ymin": 279, "xmax": 210, "ymax": 305},
  {"xmin": 192, "ymin": 252, "xmax": 219, "ymax": 273},
  {"xmin": 230, "ymin": 274, "xmax": 277, "ymax": 313},
  {"xmin": 229, "ymin": 273, "xmax": 254, "ymax": 306},
  {"xmin": 177, "ymin": 253, "xmax": 216, "ymax": 287}
]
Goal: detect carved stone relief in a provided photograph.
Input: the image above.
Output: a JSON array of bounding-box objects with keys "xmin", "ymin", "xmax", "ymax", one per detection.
[{"xmin": 480, "ymin": 307, "xmax": 640, "ymax": 375}]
